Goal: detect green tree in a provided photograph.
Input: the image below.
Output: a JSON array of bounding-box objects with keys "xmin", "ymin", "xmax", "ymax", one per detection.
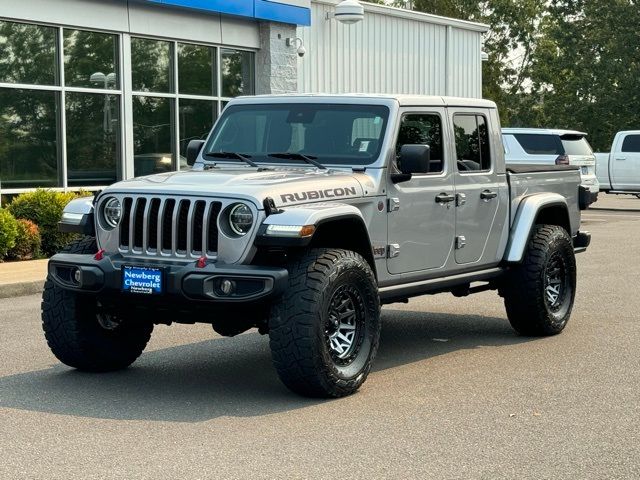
[{"xmin": 525, "ymin": 0, "xmax": 640, "ymax": 150}]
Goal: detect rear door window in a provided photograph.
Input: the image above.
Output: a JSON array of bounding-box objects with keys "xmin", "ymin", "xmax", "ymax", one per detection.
[
  {"xmin": 513, "ymin": 134, "xmax": 562, "ymax": 155},
  {"xmin": 561, "ymin": 137, "xmax": 593, "ymax": 156},
  {"xmin": 453, "ymin": 114, "xmax": 491, "ymax": 172},
  {"xmin": 621, "ymin": 135, "xmax": 640, "ymax": 153}
]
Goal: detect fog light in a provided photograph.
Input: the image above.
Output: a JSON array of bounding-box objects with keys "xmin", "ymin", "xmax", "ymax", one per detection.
[
  {"xmin": 73, "ymin": 268, "xmax": 81, "ymax": 285},
  {"xmin": 219, "ymin": 279, "xmax": 235, "ymax": 295}
]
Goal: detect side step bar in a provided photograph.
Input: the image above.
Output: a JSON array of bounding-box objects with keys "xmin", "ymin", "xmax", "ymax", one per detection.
[{"xmin": 379, "ymin": 268, "xmax": 503, "ymax": 304}]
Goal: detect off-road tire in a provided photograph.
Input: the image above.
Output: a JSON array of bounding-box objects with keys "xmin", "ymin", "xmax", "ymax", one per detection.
[
  {"xmin": 269, "ymin": 248, "xmax": 381, "ymax": 398},
  {"xmin": 501, "ymin": 225, "xmax": 576, "ymax": 336},
  {"xmin": 41, "ymin": 236, "xmax": 153, "ymax": 372}
]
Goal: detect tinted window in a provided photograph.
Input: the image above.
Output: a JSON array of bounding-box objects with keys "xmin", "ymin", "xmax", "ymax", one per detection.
[
  {"xmin": 66, "ymin": 92, "xmax": 120, "ymax": 186},
  {"xmin": 132, "ymin": 38, "xmax": 173, "ymax": 93},
  {"xmin": 561, "ymin": 137, "xmax": 593, "ymax": 156},
  {"xmin": 133, "ymin": 96, "xmax": 174, "ymax": 176},
  {"xmin": 179, "ymin": 99, "xmax": 217, "ymax": 159},
  {"xmin": 396, "ymin": 114, "xmax": 443, "ymax": 174},
  {"xmin": 513, "ymin": 134, "xmax": 562, "ymax": 155},
  {"xmin": 178, "ymin": 43, "xmax": 216, "ymax": 96},
  {"xmin": 454, "ymin": 114, "xmax": 491, "ymax": 172},
  {"xmin": 206, "ymin": 104, "xmax": 389, "ymax": 166},
  {"xmin": 64, "ymin": 30, "xmax": 119, "ymax": 89},
  {"xmin": 0, "ymin": 89, "xmax": 60, "ymax": 188},
  {"xmin": 0, "ymin": 21, "xmax": 57, "ymax": 85},
  {"xmin": 221, "ymin": 49, "xmax": 254, "ymax": 97},
  {"xmin": 622, "ymin": 135, "xmax": 640, "ymax": 153}
]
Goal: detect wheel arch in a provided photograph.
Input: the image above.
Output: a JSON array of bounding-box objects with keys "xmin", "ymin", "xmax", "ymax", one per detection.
[
  {"xmin": 309, "ymin": 215, "xmax": 376, "ymax": 277},
  {"xmin": 255, "ymin": 203, "xmax": 377, "ymax": 278},
  {"xmin": 504, "ymin": 193, "xmax": 571, "ymax": 263}
]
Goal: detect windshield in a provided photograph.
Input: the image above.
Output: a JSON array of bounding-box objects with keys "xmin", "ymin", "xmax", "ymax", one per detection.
[
  {"xmin": 204, "ymin": 103, "xmax": 390, "ymax": 166},
  {"xmin": 561, "ymin": 137, "xmax": 593, "ymax": 156}
]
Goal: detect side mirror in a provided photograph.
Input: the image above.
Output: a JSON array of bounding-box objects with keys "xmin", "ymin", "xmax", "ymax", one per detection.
[
  {"xmin": 391, "ymin": 144, "xmax": 431, "ymax": 183},
  {"xmin": 186, "ymin": 140, "xmax": 205, "ymax": 166}
]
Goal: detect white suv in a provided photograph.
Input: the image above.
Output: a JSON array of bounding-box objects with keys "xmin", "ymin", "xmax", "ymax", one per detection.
[{"xmin": 503, "ymin": 128, "xmax": 599, "ymax": 200}]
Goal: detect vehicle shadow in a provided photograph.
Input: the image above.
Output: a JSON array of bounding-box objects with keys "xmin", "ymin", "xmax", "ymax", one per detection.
[{"xmin": 0, "ymin": 310, "xmax": 531, "ymax": 423}]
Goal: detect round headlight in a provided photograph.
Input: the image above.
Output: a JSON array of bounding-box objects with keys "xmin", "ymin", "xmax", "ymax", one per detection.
[
  {"xmin": 228, "ymin": 203, "xmax": 253, "ymax": 236},
  {"xmin": 102, "ymin": 197, "xmax": 122, "ymax": 229}
]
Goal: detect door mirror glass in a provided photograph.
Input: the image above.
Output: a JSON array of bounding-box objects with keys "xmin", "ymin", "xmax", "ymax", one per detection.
[
  {"xmin": 399, "ymin": 144, "xmax": 431, "ymax": 174},
  {"xmin": 186, "ymin": 139, "xmax": 205, "ymax": 166}
]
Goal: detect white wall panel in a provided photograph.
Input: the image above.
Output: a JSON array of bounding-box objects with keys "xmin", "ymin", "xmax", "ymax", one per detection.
[
  {"xmin": 448, "ymin": 28, "xmax": 482, "ymax": 98},
  {"xmin": 299, "ymin": 1, "xmax": 485, "ymax": 98}
]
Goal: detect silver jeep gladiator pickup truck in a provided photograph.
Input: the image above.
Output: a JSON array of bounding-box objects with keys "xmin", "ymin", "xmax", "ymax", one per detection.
[{"xmin": 44, "ymin": 94, "xmax": 591, "ymax": 398}]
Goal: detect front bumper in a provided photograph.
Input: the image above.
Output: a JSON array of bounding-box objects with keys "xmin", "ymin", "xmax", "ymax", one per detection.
[{"xmin": 48, "ymin": 253, "xmax": 288, "ymax": 303}]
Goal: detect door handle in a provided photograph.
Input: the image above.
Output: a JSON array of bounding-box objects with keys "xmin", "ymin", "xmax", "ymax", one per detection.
[
  {"xmin": 615, "ymin": 157, "xmax": 627, "ymax": 161},
  {"xmin": 481, "ymin": 190, "xmax": 498, "ymax": 200},
  {"xmin": 435, "ymin": 192, "xmax": 455, "ymax": 204}
]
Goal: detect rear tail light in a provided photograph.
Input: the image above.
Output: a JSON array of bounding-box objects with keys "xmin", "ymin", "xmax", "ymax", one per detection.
[{"xmin": 555, "ymin": 154, "xmax": 570, "ymax": 165}]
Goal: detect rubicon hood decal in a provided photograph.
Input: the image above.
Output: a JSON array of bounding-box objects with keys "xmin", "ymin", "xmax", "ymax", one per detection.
[{"xmin": 280, "ymin": 187, "xmax": 358, "ymax": 204}]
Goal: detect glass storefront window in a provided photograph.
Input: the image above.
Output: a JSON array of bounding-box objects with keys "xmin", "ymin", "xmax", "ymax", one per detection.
[
  {"xmin": 221, "ymin": 49, "xmax": 255, "ymax": 97},
  {"xmin": 0, "ymin": 21, "xmax": 57, "ymax": 85},
  {"xmin": 133, "ymin": 96, "xmax": 174, "ymax": 177},
  {"xmin": 64, "ymin": 30, "xmax": 119, "ymax": 90},
  {"xmin": 0, "ymin": 89, "xmax": 60, "ymax": 189},
  {"xmin": 66, "ymin": 92, "xmax": 120, "ymax": 187},
  {"xmin": 132, "ymin": 38, "xmax": 173, "ymax": 93},
  {"xmin": 178, "ymin": 43, "xmax": 216, "ymax": 96},
  {"xmin": 0, "ymin": 21, "xmax": 256, "ymax": 190},
  {"xmin": 179, "ymin": 99, "xmax": 217, "ymax": 160}
]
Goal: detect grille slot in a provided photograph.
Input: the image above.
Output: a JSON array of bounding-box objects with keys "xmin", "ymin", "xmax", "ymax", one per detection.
[
  {"xmin": 176, "ymin": 200, "xmax": 190, "ymax": 253},
  {"xmin": 132, "ymin": 198, "xmax": 146, "ymax": 249},
  {"xmin": 117, "ymin": 196, "xmax": 221, "ymax": 258}
]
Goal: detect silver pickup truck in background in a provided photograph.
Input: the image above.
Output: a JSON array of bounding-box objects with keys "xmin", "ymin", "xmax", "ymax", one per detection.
[
  {"xmin": 596, "ymin": 130, "xmax": 640, "ymax": 198},
  {"xmin": 46, "ymin": 94, "xmax": 591, "ymax": 398}
]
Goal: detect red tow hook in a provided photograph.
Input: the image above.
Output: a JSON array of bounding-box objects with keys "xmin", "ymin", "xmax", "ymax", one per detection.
[
  {"xmin": 94, "ymin": 249, "xmax": 106, "ymax": 261},
  {"xmin": 196, "ymin": 256, "xmax": 207, "ymax": 268}
]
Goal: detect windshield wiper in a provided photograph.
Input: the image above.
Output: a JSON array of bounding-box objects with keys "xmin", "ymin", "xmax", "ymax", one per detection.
[
  {"xmin": 204, "ymin": 151, "xmax": 258, "ymax": 167},
  {"xmin": 267, "ymin": 152, "xmax": 327, "ymax": 170}
]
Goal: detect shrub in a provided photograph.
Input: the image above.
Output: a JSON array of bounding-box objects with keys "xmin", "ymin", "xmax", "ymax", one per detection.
[
  {"xmin": 7, "ymin": 219, "xmax": 42, "ymax": 260},
  {"xmin": 0, "ymin": 208, "xmax": 19, "ymax": 260},
  {"xmin": 8, "ymin": 189, "xmax": 91, "ymax": 257}
]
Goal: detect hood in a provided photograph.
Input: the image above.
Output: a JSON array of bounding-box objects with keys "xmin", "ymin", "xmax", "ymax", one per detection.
[{"xmin": 102, "ymin": 167, "xmax": 373, "ymax": 208}]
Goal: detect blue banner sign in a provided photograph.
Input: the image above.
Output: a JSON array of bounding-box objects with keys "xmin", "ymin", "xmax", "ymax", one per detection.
[{"xmin": 147, "ymin": 0, "xmax": 311, "ymax": 25}]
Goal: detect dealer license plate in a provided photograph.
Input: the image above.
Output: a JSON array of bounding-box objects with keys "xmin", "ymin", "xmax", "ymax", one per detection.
[{"xmin": 122, "ymin": 266, "xmax": 163, "ymax": 295}]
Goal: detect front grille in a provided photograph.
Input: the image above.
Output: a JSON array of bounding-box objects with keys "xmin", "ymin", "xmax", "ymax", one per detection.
[{"xmin": 119, "ymin": 196, "xmax": 222, "ymax": 258}]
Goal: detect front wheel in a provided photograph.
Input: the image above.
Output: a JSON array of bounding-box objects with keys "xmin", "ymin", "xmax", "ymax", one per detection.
[
  {"xmin": 41, "ymin": 237, "xmax": 153, "ymax": 372},
  {"xmin": 268, "ymin": 249, "xmax": 381, "ymax": 398},
  {"xmin": 501, "ymin": 225, "xmax": 577, "ymax": 336}
]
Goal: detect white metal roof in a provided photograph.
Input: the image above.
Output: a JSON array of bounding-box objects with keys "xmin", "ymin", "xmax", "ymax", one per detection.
[
  {"xmin": 236, "ymin": 93, "xmax": 497, "ymax": 108},
  {"xmin": 502, "ymin": 128, "xmax": 588, "ymax": 137}
]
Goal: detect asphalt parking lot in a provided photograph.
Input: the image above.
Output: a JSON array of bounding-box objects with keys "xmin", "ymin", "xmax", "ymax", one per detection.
[{"xmin": 1, "ymin": 195, "xmax": 639, "ymax": 480}]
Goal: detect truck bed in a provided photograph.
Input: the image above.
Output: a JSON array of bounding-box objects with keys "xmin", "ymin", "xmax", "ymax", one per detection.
[{"xmin": 507, "ymin": 166, "xmax": 582, "ymax": 237}]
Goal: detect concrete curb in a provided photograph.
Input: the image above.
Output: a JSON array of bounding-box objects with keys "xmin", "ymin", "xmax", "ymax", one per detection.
[{"xmin": 0, "ymin": 281, "xmax": 45, "ymax": 300}]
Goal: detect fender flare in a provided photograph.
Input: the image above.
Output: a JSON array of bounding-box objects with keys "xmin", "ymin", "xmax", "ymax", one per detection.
[
  {"xmin": 255, "ymin": 203, "xmax": 370, "ymax": 248},
  {"xmin": 58, "ymin": 196, "xmax": 95, "ymax": 235},
  {"xmin": 504, "ymin": 193, "xmax": 569, "ymax": 263}
]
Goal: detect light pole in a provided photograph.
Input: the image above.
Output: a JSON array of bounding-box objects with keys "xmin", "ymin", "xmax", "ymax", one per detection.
[{"xmin": 90, "ymin": 72, "xmax": 117, "ymax": 133}]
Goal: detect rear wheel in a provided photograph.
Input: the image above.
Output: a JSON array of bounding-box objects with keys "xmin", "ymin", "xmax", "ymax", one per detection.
[
  {"xmin": 268, "ymin": 248, "xmax": 380, "ymax": 398},
  {"xmin": 501, "ymin": 225, "xmax": 576, "ymax": 336},
  {"xmin": 41, "ymin": 237, "xmax": 153, "ymax": 372}
]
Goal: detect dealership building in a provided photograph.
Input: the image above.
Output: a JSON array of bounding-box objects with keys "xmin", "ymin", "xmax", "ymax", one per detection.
[{"xmin": 0, "ymin": 0, "xmax": 488, "ymax": 197}]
